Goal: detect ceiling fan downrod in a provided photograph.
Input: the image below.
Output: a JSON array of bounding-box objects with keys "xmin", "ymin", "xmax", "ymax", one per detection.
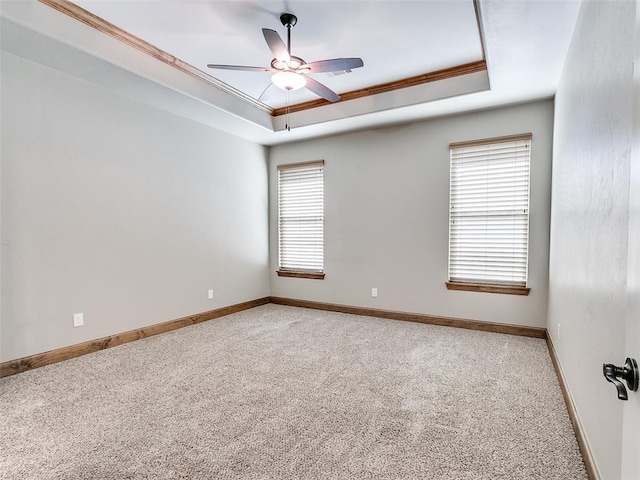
[{"xmin": 280, "ymin": 13, "xmax": 297, "ymax": 55}]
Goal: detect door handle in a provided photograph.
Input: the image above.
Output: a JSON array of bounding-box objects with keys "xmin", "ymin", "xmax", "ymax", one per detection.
[{"xmin": 603, "ymin": 358, "xmax": 639, "ymax": 400}]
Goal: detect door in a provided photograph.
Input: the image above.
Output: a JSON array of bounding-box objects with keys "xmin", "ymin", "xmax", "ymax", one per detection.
[{"xmin": 621, "ymin": 6, "xmax": 640, "ymax": 477}]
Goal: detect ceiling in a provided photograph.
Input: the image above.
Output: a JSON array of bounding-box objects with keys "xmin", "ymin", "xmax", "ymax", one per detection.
[
  {"xmin": 0, "ymin": 0, "xmax": 582, "ymax": 145},
  {"xmin": 72, "ymin": 0, "xmax": 485, "ymax": 110}
]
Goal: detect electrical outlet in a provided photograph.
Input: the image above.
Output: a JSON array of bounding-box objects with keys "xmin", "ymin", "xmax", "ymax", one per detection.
[
  {"xmin": 557, "ymin": 323, "xmax": 561, "ymax": 340},
  {"xmin": 73, "ymin": 313, "xmax": 84, "ymax": 328},
  {"xmin": 371, "ymin": 287, "xmax": 378, "ymax": 298},
  {"xmin": 207, "ymin": 289, "xmax": 214, "ymax": 300}
]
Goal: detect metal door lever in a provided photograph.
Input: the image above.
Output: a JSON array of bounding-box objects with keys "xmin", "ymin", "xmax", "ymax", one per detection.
[{"xmin": 603, "ymin": 358, "xmax": 639, "ymax": 400}]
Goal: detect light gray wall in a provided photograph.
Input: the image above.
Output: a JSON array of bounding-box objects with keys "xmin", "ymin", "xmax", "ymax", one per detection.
[
  {"xmin": 269, "ymin": 101, "xmax": 554, "ymax": 328},
  {"xmin": 1, "ymin": 52, "xmax": 270, "ymax": 362},
  {"xmin": 547, "ymin": 1, "xmax": 636, "ymax": 479}
]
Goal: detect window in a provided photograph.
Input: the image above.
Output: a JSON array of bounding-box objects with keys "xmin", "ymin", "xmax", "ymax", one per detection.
[
  {"xmin": 277, "ymin": 161, "xmax": 325, "ymax": 279},
  {"xmin": 447, "ymin": 134, "xmax": 532, "ymax": 295}
]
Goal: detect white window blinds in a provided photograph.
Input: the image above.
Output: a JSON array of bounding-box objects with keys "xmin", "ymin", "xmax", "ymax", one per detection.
[
  {"xmin": 448, "ymin": 134, "xmax": 531, "ymax": 287},
  {"xmin": 278, "ymin": 161, "xmax": 324, "ymax": 273}
]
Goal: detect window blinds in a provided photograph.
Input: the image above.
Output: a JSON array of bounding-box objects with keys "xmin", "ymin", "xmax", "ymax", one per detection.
[
  {"xmin": 448, "ymin": 135, "xmax": 531, "ymax": 287},
  {"xmin": 278, "ymin": 161, "xmax": 324, "ymax": 273}
]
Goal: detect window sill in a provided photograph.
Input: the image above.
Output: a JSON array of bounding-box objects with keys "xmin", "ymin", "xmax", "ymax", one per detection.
[
  {"xmin": 277, "ymin": 270, "xmax": 325, "ymax": 280},
  {"xmin": 446, "ymin": 281, "xmax": 530, "ymax": 296}
]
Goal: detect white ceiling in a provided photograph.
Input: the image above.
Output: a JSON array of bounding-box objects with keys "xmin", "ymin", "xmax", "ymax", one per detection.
[{"xmin": 0, "ymin": 0, "xmax": 582, "ymax": 145}]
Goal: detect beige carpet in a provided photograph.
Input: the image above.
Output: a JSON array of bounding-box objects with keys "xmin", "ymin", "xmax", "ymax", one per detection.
[{"xmin": 0, "ymin": 304, "xmax": 586, "ymax": 479}]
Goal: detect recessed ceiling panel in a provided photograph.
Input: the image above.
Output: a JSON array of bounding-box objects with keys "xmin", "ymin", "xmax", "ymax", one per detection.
[{"xmin": 72, "ymin": 0, "xmax": 484, "ymax": 109}]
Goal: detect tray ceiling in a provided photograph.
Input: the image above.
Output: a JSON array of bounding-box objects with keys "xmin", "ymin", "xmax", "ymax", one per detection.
[
  {"xmin": 0, "ymin": 0, "xmax": 582, "ymax": 144},
  {"xmin": 72, "ymin": 0, "xmax": 486, "ymax": 111}
]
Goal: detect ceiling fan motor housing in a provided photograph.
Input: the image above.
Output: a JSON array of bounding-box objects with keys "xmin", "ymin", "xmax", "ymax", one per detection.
[{"xmin": 271, "ymin": 55, "xmax": 305, "ymax": 71}]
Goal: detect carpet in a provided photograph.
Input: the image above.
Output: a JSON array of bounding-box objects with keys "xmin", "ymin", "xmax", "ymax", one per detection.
[{"xmin": 0, "ymin": 304, "xmax": 586, "ymax": 479}]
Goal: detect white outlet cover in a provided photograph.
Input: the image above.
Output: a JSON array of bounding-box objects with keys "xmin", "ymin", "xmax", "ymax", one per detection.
[
  {"xmin": 372, "ymin": 288, "xmax": 378, "ymax": 298},
  {"xmin": 73, "ymin": 313, "xmax": 84, "ymax": 327},
  {"xmin": 208, "ymin": 289, "xmax": 214, "ymax": 299}
]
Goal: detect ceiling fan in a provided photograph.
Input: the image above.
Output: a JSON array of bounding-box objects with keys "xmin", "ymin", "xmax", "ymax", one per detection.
[{"xmin": 207, "ymin": 13, "xmax": 364, "ymax": 104}]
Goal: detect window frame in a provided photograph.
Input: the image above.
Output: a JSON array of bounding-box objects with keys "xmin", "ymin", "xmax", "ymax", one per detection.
[
  {"xmin": 446, "ymin": 133, "xmax": 532, "ymax": 296},
  {"xmin": 276, "ymin": 160, "xmax": 325, "ymax": 280}
]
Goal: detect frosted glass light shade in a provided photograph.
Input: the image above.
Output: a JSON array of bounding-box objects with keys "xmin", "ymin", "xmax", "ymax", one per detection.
[{"xmin": 272, "ymin": 71, "xmax": 307, "ymax": 91}]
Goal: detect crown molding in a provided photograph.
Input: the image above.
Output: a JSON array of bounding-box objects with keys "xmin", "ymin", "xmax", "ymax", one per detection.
[{"xmin": 38, "ymin": 0, "xmax": 274, "ymax": 115}]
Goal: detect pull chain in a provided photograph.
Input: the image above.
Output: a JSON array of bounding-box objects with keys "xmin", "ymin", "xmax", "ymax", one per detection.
[{"xmin": 285, "ymin": 89, "xmax": 291, "ymax": 132}]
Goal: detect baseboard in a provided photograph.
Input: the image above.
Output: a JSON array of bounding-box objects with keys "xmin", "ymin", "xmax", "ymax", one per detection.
[
  {"xmin": 0, "ymin": 297, "xmax": 270, "ymax": 378},
  {"xmin": 269, "ymin": 296, "xmax": 547, "ymax": 338},
  {"xmin": 545, "ymin": 335, "xmax": 599, "ymax": 480},
  {"xmin": 2, "ymin": 296, "xmax": 543, "ymax": 378}
]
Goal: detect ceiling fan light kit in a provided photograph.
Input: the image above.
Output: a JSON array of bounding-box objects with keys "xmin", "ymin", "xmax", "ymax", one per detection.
[
  {"xmin": 271, "ymin": 71, "xmax": 307, "ymax": 91},
  {"xmin": 207, "ymin": 12, "xmax": 364, "ymax": 104}
]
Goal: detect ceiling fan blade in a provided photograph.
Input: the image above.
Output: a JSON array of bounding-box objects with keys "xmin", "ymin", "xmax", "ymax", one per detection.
[
  {"xmin": 262, "ymin": 28, "xmax": 290, "ymax": 64},
  {"xmin": 304, "ymin": 77, "xmax": 340, "ymax": 102},
  {"xmin": 303, "ymin": 58, "xmax": 364, "ymax": 74},
  {"xmin": 207, "ymin": 64, "xmax": 275, "ymax": 72}
]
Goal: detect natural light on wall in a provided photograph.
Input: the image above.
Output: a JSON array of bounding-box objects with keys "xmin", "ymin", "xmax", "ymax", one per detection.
[{"xmin": 447, "ymin": 134, "xmax": 532, "ymax": 292}]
